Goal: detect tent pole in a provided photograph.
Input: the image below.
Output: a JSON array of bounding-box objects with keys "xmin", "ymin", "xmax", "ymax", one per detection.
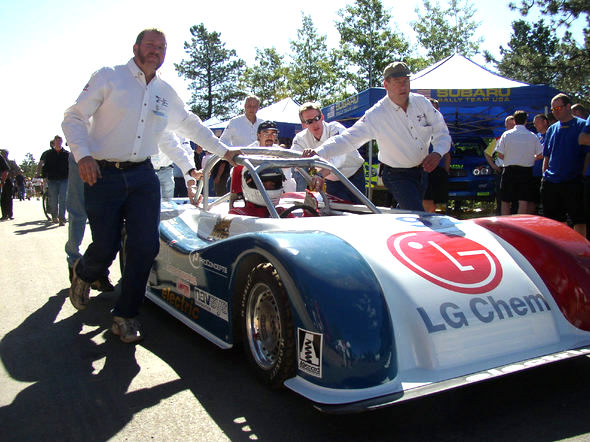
[{"xmin": 368, "ymin": 140, "xmax": 373, "ymax": 201}]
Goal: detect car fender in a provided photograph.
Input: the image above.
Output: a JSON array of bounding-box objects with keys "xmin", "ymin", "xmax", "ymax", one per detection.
[{"xmin": 229, "ymin": 231, "xmax": 396, "ymax": 389}]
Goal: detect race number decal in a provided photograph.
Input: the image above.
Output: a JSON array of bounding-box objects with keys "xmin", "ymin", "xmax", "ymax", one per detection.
[{"xmin": 387, "ymin": 231, "xmax": 502, "ymax": 294}]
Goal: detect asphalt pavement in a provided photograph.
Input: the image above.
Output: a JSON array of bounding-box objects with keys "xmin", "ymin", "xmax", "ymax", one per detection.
[{"xmin": 2, "ymin": 198, "xmax": 590, "ymax": 441}]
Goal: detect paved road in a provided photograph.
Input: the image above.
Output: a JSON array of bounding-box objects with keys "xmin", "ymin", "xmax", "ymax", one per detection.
[{"xmin": 2, "ymin": 198, "xmax": 590, "ymax": 441}]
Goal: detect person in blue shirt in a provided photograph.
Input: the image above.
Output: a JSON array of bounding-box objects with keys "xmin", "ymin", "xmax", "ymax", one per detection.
[
  {"xmin": 541, "ymin": 93, "xmax": 587, "ymax": 237},
  {"xmin": 578, "ymin": 114, "xmax": 590, "ymax": 239}
]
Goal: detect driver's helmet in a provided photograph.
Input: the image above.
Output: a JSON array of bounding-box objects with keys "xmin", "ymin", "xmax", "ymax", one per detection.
[{"xmin": 242, "ymin": 167, "xmax": 285, "ymax": 207}]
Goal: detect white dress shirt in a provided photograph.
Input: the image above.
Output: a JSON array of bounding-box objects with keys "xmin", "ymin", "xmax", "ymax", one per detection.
[
  {"xmin": 495, "ymin": 125, "xmax": 543, "ymax": 167},
  {"xmin": 220, "ymin": 115, "xmax": 263, "ymax": 147},
  {"xmin": 316, "ymin": 93, "xmax": 451, "ymax": 168},
  {"xmin": 152, "ymin": 135, "xmax": 196, "ymax": 184},
  {"xmin": 62, "ymin": 58, "xmax": 227, "ymax": 174},
  {"xmin": 292, "ymin": 121, "xmax": 364, "ymax": 181}
]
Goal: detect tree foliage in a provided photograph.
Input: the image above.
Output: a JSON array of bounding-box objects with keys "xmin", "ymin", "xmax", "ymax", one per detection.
[
  {"xmin": 287, "ymin": 14, "xmax": 344, "ymax": 105},
  {"xmin": 242, "ymin": 48, "xmax": 290, "ymax": 107},
  {"xmin": 412, "ymin": 0, "xmax": 483, "ymax": 62},
  {"xmin": 175, "ymin": 24, "xmax": 246, "ymax": 120},
  {"xmin": 335, "ymin": 0, "xmax": 411, "ymax": 92},
  {"xmin": 488, "ymin": 0, "xmax": 589, "ymax": 103},
  {"xmin": 19, "ymin": 153, "xmax": 37, "ymax": 178}
]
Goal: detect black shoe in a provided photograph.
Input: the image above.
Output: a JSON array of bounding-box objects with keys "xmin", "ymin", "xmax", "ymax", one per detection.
[{"xmin": 91, "ymin": 275, "xmax": 115, "ymax": 292}]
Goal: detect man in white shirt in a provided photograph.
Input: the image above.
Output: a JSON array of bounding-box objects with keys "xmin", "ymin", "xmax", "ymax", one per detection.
[
  {"xmin": 495, "ymin": 110, "xmax": 544, "ymax": 215},
  {"xmin": 62, "ymin": 28, "xmax": 240, "ymax": 343},
  {"xmin": 302, "ymin": 62, "xmax": 451, "ymax": 211},
  {"xmin": 292, "ymin": 102, "xmax": 365, "ymax": 202},
  {"xmin": 152, "ymin": 134, "xmax": 197, "ymax": 199},
  {"xmin": 220, "ymin": 95, "xmax": 263, "ymax": 147}
]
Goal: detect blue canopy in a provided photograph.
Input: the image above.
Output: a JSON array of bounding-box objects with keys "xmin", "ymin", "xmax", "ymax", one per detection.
[{"xmin": 322, "ymin": 85, "xmax": 559, "ymax": 138}]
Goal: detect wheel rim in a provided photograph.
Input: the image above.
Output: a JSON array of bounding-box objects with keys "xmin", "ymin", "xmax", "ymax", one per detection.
[{"xmin": 246, "ymin": 282, "xmax": 282, "ymax": 370}]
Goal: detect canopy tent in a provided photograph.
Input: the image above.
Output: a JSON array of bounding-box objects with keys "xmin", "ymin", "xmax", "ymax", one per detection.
[
  {"xmin": 207, "ymin": 97, "xmax": 302, "ymax": 141},
  {"xmin": 323, "ymin": 54, "xmax": 559, "ymax": 138}
]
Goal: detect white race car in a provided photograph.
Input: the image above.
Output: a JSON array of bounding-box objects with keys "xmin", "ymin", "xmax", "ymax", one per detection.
[{"xmin": 146, "ymin": 147, "xmax": 590, "ymax": 413}]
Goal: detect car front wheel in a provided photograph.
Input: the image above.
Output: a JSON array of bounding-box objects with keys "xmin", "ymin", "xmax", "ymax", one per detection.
[{"xmin": 241, "ymin": 262, "xmax": 295, "ymax": 388}]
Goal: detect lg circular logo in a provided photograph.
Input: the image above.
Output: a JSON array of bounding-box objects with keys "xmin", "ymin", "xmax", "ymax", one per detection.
[
  {"xmin": 189, "ymin": 251, "xmax": 201, "ymax": 269},
  {"xmin": 387, "ymin": 231, "xmax": 503, "ymax": 294}
]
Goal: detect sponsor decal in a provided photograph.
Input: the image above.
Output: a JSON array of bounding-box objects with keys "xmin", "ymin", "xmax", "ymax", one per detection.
[
  {"xmin": 193, "ymin": 288, "xmax": 229, "ymax": 322},
  {"xmin": 387, "ymin": 231, "xmax": 502, "ymax": 294},
  {"xmin": 417, "ymin": 293, "xmax": 551, "ymax": 333},
  {"xmin": 176, "ymin": 279, "xmax": 190, "ymax": 298},
  {"xmin": 161, "ymin": 287, "xmax": 199, "ymax": 320},
  {"xmin": 165, "ymin": 264, "xmax": 197, "ymax": 285},
  {"xmin": 298, "ymin": 328, "xmax": 323, "ymax": 378},
  {"xmin": 211, "ymin": 219, "xmax": 232, "ymax": 239},
  {"xmin": 436, "ymin": 88, "xmax": 512, "ymax": 103},
  {"xmin": 188, "ymin": 251, "xmax": 228, "ymax": 276}
]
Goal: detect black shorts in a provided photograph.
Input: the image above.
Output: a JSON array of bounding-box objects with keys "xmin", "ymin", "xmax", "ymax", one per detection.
[
  {"xmin": 584, "ymin": 176, "xmax": 590, "ymax": 224},
  {"xmin": 500, "ymin": 166, "xmax": 534, "ymax": 202},
  {"xmin": 423, "ymin": 167, "xmax": 449, "ymax": 203},
  {"xmin": 541, "ymin": 177, "xmax": 585, "ymax": 224}
]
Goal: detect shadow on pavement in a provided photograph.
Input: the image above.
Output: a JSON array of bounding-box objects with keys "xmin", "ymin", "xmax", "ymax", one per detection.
[
  {"xmin": 2, "ymin": 290, "xmax": 590, "ymax": 441},
  {"xmin": 12, "ymin": 219, "xmax": 60, "ymax": 235}
]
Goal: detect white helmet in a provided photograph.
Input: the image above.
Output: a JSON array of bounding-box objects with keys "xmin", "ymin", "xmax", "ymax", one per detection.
[{"xmin": 242, "ymin": 167, "xmax": 284, "ymax": 207}]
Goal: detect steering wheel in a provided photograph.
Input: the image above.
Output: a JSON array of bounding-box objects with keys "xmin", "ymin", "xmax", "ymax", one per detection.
[{"xmin": 279, "ymin": 203, "xmax": 319, "ymax": 218}]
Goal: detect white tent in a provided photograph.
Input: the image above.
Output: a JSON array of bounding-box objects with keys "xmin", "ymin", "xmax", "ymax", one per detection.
[
  {"xmin": 208, "ymin": 97, "xmax": 301, "ymax": 132},
  {"xmin": 410, "ymin": 54, "xmax": 528, "ymax": 90}
]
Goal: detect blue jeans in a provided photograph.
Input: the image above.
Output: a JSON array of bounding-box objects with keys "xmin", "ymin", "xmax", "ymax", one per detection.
[
  {"xmin": 293, "ymin": 170, "xmax": 307, "ymax": 192},
  {"xmin": 47, "ymin": 178, "xmax": 68, "ymax": 220},
  {"xmin": 77, "ymin": 162, "xmax": 160, "ymax": 318},
  {"xmin": 156, "ymin": 165, "xmax": 174, "ymax": 199},
  {"xmin": 65, "ymin": 155, "xmax": 87, "ymax": 268},
  {"xmin": 326, "ymin": 167, "xmax": 366, "ymax": 203},
  {"xmin": 381, "ymin": 166, "xmax": 426, "ymax": 211}
]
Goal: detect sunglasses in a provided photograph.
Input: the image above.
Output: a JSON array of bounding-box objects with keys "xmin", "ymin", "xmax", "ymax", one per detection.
[
  {"xmin": 303, "ymin": 115, "xmax": 321, "ymax": 125},
  {"xmin": 551, "ymin": 104, "xmax": 565, "ymax": 112}
]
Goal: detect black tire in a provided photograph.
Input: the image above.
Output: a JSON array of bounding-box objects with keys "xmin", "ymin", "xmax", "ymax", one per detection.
[
  {"xmin": 241, "ymin": 262, "xmax": 296, "ymax": 388},
  {"xmin": 42, "ymin": 191, "xmax": 51, "ymax": 220}
]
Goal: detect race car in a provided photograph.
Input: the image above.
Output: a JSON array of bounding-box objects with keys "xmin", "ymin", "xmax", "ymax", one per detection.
[{"xmin": 146, "ymin": 147, "xmax": 590, "ymax": 413}]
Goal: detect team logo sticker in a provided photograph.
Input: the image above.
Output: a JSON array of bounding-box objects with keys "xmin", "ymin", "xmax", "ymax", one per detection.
[
  {"xmin": 297, "ymin": 328, "xmax": 323, "ymax": 378},
  {"xmin": 387, "ymin": 231, "xmax": 503, "ymax": 294}
]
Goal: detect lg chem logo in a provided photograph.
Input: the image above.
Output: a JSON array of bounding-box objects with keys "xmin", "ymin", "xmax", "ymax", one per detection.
[{"xmin": 387, "ymin": 231, "xmax": 503, "ymax": 294}]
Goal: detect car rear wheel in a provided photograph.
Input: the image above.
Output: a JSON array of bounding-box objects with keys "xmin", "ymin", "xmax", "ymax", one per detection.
[{"xmin": 241, "ymin": 263, "xmax": 295, "ymax": 388}]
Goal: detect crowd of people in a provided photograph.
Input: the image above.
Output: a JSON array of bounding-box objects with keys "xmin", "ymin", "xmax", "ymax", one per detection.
[{"xmin": 3, "ymin": 27, "xmax": 586, "ymax": 345}]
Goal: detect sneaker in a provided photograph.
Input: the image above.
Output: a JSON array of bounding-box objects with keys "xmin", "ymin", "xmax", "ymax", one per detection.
[
  {"xmin": 111, "ymin": 316, "xmax": 143, "ymax": 343},
  {"xmin": 91, "ymin": 275, "xmax": 115, "ymax": 292},
  {"xmin": 69, "ymin": 259, "xmax": 91, "ymax": 310}
]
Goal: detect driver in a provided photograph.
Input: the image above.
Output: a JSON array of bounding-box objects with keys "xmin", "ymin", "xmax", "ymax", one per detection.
[{"xmin": 229, "ymin": 167, "xmax": 318, "ymax": 218}]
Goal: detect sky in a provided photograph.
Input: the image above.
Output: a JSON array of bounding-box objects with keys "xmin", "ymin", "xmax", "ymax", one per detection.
[{"xmin": 1, "ymin": 0, "xmax": 585, "ymax": 165}]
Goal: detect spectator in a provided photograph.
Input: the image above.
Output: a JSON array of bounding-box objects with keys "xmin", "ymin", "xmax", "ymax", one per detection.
[
  {"xmin": 152, "ymin": 133, "xmax": 197, "ymax": 200},
  {"xmin": 578, "ymin": 114, "xmax": 590, "ymax": 238},
  {"xmin": 307, "ymin": 62, "xmax": 451, "ymax": 211},
  {"xmin": 495, "ymin": 110, "xmax": 543, "ymax": 215},
  {"xmin": 220, "ymin": 95, "xmax": 263, "ymax": 147},
  {"xmin": 541, "ymin": 93, "xmax": 587, "ymax": 237},
  {"xmin": 37, "ymin": 135, "xmax": 69, "ymax": 225},
  {"xmin": 531, "ymin": 113, "xmax": 550, "ymax": 213},
  {"xmin": 62, "ymin": 28, "xmax": 239, "ymax": 343},
  {"xmin": 0, "ymin": 149, "xmax": 15, "ymax": 220},
  {"xmin": 572, "ymin": 103, "xmax": 589, "ymax": 120},
  {"xmin": 292, "ymin": 102, "xmax": 365, "ymax": 203},
  {"xmin": 15, "ymin": 173, "xmax": 26, "ymax": 201},
  {"xmin": 423, "ymin": 98, "xmax": 451, "ymax": 213}
]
